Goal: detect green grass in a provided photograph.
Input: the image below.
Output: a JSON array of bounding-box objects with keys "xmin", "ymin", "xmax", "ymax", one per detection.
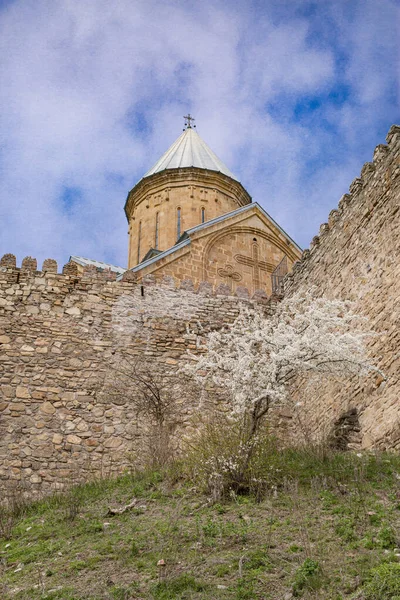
[
  {"xmin": 1, "ymin": 449, "xmax": 400, "ymax": 599},
  {"xmin": 363, "ymin": 562, "xmax": 400, "ymax": 599}
]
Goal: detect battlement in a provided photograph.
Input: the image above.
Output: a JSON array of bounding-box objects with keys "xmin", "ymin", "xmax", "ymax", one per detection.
[
  {"xmin": 0, "ymin": 243, "xmax": 279, "ymax": 494},
  {"xmin": 0, "ymin": 254, "xmax": 277, "ymax": 304},
  {"xmin": 284, "ymin": 124, "xmax": 400, "ymax": 292},
  {"xmin": 281, "ymin": 124, "xmax": 400, "ymax": 452},
  {"xmin": 1, "ymin": 125, "xmax": 399, "ymax": 496}
]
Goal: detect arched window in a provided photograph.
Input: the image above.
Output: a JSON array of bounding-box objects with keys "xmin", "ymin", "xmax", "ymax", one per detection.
[
  {"xmin": 177, "ymin": 207, "xmax": 181, "ymax": 240},
  {"xmin": 155, "ymin": 212, "xmax": 159, "ymax": 249},
  {"xmin": 201, "ymin": 207, "xmax": 205, "ymax": 223},
  {"xmin": 137, "ymin": 221, "xmax": 142, "ymax": 263}
]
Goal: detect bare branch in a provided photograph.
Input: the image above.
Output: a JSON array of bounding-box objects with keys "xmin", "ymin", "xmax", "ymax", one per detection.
[{"xmin": 186, "ymin": 288, "xmax": 379, "ymax": 441}]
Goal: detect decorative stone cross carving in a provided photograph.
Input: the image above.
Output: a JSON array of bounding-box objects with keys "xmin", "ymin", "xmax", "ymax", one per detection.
[
  {"xmin": 217, "ymin": 263, "xmax": 242, "ymax": 289},
  {"xmin": 234, "ymin": 243, "xmax": 269, "ymax": 290}
]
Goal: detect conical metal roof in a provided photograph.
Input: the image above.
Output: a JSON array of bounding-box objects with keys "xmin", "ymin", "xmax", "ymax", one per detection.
[{"xmin": 143, "ymin": 127, "xmax": 238, "ymax": 181}]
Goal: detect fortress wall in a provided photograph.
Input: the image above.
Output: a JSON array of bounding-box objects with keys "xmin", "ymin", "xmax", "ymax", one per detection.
[
  {"xmin": 1, "ymin": 125, "xmax": 399, "ymax": 496},
  {"xmin": 284, "ymin": 125, "xmax": 400, "ymax": 449},
  {"xmin": 0, "ymin": 261, "xmax": 278, "ymax": 494}
]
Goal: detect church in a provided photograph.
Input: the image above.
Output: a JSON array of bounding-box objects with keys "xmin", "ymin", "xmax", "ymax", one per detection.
[
  {"xmin": 1, "ymin": 123, "xmax": 399, "ymax": 497},
  {"xmin": 71, "ymin": 115, "xmax": 302, "ymax": 295}
]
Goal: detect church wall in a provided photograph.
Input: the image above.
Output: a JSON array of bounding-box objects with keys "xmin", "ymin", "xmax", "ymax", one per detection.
[
  {"xmin": 131, "ymin": 210, "xmax": 301, "ymax": 295},
  {"xmin": 126, "ymin": 168, "xmax": 251, "ymax": 267},
  {"xmin": 284, "ymin": 125, "xmax": 400, "ymax": 450},
  {"xmin": 0, "ymin": 260, "xmax": 278, "ymax": 495},
  {"xmin": 2, "ymin": 125, "xmax": 400, "ymax": 496}
]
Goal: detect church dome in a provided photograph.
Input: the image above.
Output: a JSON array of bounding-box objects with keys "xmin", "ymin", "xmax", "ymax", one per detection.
[
  {"xmin": 143, "ymin": 126, "xmax": 238, "ymax": 182},
  {"xmin": 125, "ymin": 118, "xmax": 251, "ymax": 269}
]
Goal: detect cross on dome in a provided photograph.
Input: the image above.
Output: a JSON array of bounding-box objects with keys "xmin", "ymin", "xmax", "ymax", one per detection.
[
  {"xmin": 183, "ymin": 113, "xmax": 196, "ymax": 129},
  {"xmin": 143, "ymin": 121, "xmax": 237, "ymax": 181}
]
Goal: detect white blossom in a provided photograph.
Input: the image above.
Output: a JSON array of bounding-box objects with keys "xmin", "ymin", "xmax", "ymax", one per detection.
[{"xmin": 188, "ymin": 289, "xmax": 380, "ymax": 430}]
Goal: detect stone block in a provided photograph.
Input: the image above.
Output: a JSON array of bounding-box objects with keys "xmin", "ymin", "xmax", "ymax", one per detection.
[
  {"xmin": 1, "ymin": 385, "xmax": 14, "ymax": 398},
  {"xmin": 65, "ymin": 307, "xmax": 81, "ymax": 316},
  {"xmin": 104, "ymin": 437, "xmax": 123, "ymax": 448},
  {"xmin": 66, "ymin": 434, "xmax": 81, "ymax": 445},
  {"xmin": 16, "ymin": 386, "xmax": 31, "ymax": 399},
  {"xmin": 39, "ymin": 402, "xmax": 56, "ymax": 415},
  {"xmin": 10, "ymin": 403, "xmax": 25, "ymax": 412}
]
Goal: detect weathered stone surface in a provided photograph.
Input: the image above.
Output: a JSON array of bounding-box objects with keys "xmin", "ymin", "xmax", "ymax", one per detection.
[
  {"xmin": 104, "ymin": 437, "xmax": 123, "ymax": 448},
  {"xmin": 65, "ymin": 307, "xmax": 81, "ymax": 316},
  {"xmin": 0, "ymin": 263, "xmax": 266, "ymax": 494},
  {"xmin": 21, "ymin": 256, "xmax": 37, "ymax": 271},
  {"xmin": 0, "ymin": 253, "xmax": 16, "ymax": 267},
  {"xmin": 42, "ymin": 259, "xmax": 57, "ymax": 273},
  {"xmin": 285, "ymin": 126, "xmax": 400, "ymax": 450},
  {"xmin": 16, "ymin": 386, "xmax": 31, "ymax": 399},
  {"xmin": 39, "ymin": 402, "xmax": 56, "ymax": 415},
  {"xmin": 1, "ymin": 385, "xmax": 14, "ymax": 397},
  {"xmin": 66, "ymin": 434, "xmax": 82, "ymax": 445},
  {"xmin": 10, "ymin": 403, "xmax": 25, "ymax": 412},
  {"xmin": 0, "ymin": 125, "xmax": 398, "ymax": 497}
]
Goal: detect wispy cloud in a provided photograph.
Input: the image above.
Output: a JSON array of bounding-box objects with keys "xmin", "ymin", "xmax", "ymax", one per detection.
[{"xmin": 0, "ymin": 0, "xmax": 398, "ymax": 268}]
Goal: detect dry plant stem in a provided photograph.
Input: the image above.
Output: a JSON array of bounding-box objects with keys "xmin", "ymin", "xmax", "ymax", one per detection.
[
  {"xmin": 0, "ymin": 484, "xmax": 29, "ymax": 540},
  {"xmin": 157, "ymin": 496, "xmax": 186, "ymax": 565},
  {"xmin": 238, "ymin": 554, "xmax": 246, "ymax": 579},
  {"xmin": 102, "ymin": 354, "xmax": 194, "ymax": 468},
  {"xmin": 37, "ymin": 567, "xmax": 45, "ymax": 594},
  {"xmin": 286, "ymin": 481, "xmax": 313, "ymax": 559},
  {"xmin": 188, "ymin": 288, "xmax": 380, "ymax": 452}
]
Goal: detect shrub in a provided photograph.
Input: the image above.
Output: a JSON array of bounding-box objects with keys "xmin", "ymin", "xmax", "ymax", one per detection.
[
  {"xmin": 377, "ymin": 524, "xmax": 397, "ymax": 549},
  {"xmin": 182, "ymin": 417, "xmax": 281, "ymax": 501},
  {"xmin": 292, "ymin": 558, "xmax": 323, "ymax": 597},
  {"xmin": 0, "ymin": 485, "xmax": 29, "ymax": 540},
  {"xmin": 181, "ymin": 416, "xmax": 400, "ymax": 502},
  {"xmin": 151, "ymin": 573, "xmax": 207, "ymax": 599},
  {"xmin": 363, "ymin": 562, "xmax": 400, "ymax": 599}
]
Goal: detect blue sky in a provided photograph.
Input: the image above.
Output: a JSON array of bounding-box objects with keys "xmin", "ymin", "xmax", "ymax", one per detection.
[{"xmin": 0, "ymin": 0, "xmax": 399, "ymax": 269}]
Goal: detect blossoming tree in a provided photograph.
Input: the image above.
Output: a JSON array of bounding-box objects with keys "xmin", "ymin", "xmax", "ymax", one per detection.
[{"xmin": 189, "ymin": 289, "xmax": 380, "ymax": 438}]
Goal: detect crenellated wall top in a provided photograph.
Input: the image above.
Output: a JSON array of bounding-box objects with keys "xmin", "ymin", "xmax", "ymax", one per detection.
[
  {"xmin": 283, "ymin": 124, "xmax": 400, "ymax": 292},
  {"xmin": 0, "ymin": 254, "xmax": 276, "ymax": 304}
]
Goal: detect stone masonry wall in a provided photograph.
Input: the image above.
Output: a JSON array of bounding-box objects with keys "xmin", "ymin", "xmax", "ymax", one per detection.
[
  {"xmin": 133, "ymin": 208, "xmax": 300, "ymax": 296},
  {"xmin": 0, "ymin": 260, "xmax": 276, "ymax": 495},
  {"xmin": 1, "ymin": 124, "xmax": 400, "ymax": 496},
  {"xmin": 284, "ymin": 125, "xmax": 400, "ymax": 449}
]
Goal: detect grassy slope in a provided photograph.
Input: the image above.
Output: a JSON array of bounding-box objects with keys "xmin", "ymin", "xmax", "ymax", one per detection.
[{"xmin": 1, "ymin": 451, "xmax": 400, "ymax": 600}]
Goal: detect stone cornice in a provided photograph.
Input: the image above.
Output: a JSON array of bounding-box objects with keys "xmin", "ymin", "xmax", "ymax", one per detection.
[{"xmin": 124, "ymin": 167, "xmax": 252, "ymax": 220}]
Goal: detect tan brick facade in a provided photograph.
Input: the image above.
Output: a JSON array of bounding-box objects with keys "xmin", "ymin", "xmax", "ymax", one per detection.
[
  {"xmin": 132, "ymin": 205, "xmax": 301, "ymax": 296},
  {"xmin": 125, "ymin": 168, "xmax": 251, "ymax": 268}
]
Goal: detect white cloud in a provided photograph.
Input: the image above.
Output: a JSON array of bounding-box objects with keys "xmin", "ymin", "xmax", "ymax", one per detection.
[{"xmin": 0, "ymin": 0, "xmax": 398, "ymax": 268}]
